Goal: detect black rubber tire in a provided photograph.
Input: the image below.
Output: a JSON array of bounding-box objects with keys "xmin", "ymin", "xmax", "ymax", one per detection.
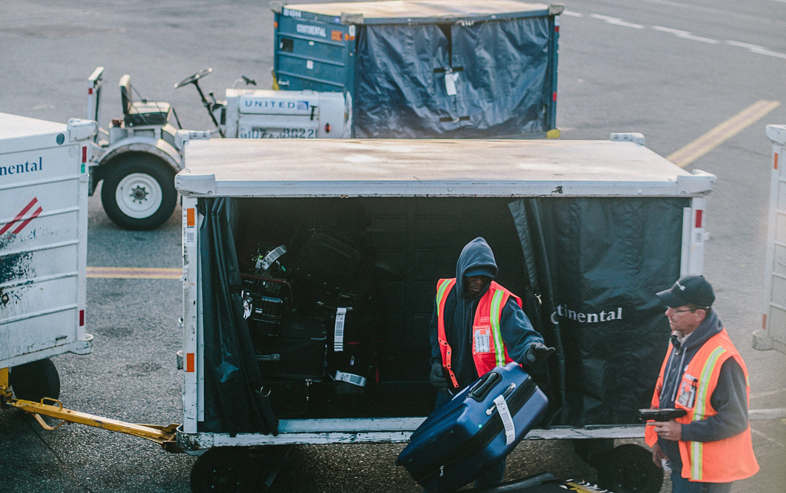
[
  {"xmin": 100, "ymin": 155, "xmax": 177, "ymax": 230},
  {"xmin": 10, "ymin": 358, "xmax": 60, "ymax": 402},
  {"xmin": 190, "ymin": 447, "xmax": 257, "ymax": 493},
  {"xmin": 596, "ymin": 444, "xmax": 663, "ymax": 493}
]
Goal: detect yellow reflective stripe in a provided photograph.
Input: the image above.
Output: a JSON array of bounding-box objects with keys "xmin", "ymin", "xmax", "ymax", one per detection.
[
  {"xmin": 690, "ymin": 346, "xmax": 727, "ymax": 480},
  {"xmin": 490, "ymin": 290, "xmax": 506, "ymax": 367},
  {"xmin": 436, "ymin": 279, "xmax": 452, "ymax": 309}
]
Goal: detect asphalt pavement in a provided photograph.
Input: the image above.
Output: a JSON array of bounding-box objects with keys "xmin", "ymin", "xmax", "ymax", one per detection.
[{"xmin": 1, "ymin": 0, "xmax": 786, "ymax": 491}]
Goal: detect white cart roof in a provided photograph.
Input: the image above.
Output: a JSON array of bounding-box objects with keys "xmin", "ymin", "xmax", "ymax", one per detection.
[
  {"xmin": 0, "ymin": 112, "xmax": 65, "ymax": 140},
  {"xmin": 0, "ymin": 112, "xmax": 67, "ymax": 155},
  {"xmin": 282, "ymin": 0, "xmax": 562, "ymax": 23},
  {"xmin": 176, "ymin": 139, "xmax": 715, "ymax": 198}
]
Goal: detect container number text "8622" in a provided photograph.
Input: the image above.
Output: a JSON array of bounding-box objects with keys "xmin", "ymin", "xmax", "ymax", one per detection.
[{"xmin": 246, "ymin": 127, "xmax": 317, "ymax": 139}]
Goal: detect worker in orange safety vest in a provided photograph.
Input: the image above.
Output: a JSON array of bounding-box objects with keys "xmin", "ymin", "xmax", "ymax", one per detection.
[
  {"xmin": 428, "ymin": 237, "xmax": 554, "ymax": 489},
  {"xmin": 645, "ymin": 275, "xmax": 758, "ymax": 493}
]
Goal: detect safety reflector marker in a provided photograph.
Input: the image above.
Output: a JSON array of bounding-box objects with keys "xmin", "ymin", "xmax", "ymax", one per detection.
[
  {"xmin": 1, "ymin": 196, "xmax": 42, "ymax": 235},
  {"xmin": 186, "ymin": 353, "xmax": 195, "ymax": 372},
  {"xmin": 186, "ymin": 208, "xmax": 196, "ymax": 227}
]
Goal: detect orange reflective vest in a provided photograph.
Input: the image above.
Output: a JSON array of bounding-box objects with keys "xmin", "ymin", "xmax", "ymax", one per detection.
[
  {"xmin": 435, "ymin": 278, "xmax": 523, "ymax": 389},
  {"xmin": 645, "ymin": 329, "xmax": 759, "ymax": 483}
]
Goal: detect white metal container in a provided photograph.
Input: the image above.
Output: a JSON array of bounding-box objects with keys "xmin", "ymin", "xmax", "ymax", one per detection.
[
  {"xmin": 174, "ymin": 137, "xmax": 715, "ymax": 449},
  {"xmin": 0, "ymin": 113, "xmax": 96, "ymax": 368},
  {"xmin": 754, "ymin": 124, "xmax": 786, "ymax": 354}
]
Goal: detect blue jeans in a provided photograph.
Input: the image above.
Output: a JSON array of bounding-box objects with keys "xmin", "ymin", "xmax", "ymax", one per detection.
[{"xmin": 671, "ymin": 469, "xmax": 732, "ymax": 493}]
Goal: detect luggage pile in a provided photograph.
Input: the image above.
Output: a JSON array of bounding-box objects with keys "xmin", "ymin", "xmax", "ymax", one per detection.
[{"xmin": 239, "ymin": 230, "xmax": 381, "ymax": 417}]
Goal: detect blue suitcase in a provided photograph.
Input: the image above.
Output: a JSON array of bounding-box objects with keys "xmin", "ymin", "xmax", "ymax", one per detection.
[{"xmin": 397, "ymin": 363, "xmax": 548, "ymax": 492}]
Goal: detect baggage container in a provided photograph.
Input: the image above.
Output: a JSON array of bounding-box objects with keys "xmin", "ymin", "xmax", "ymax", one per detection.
[
  {"xmin": 397, "ymin": 363, "xmax": 548, "ymax": 491},
  {"xmin": 754, "ymin": 124, "xmax": 786, "ymax": 355},
  {"xmin": 272, "ymin": 0, "xmax": 562, "ymax": 138},
  {"xmin": 174, "ymin": 136, "xmax": 714, "ymax": 491},
  {"xmin": 0, "ymin": 113, "xmax": 96, "ymax": 400}
]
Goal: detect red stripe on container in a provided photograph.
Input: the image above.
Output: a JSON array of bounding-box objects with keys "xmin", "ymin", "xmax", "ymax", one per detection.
[
  {"xmin": 12, "ymin": 206, "xmax": 43, "ymax": 234},
  {"xmin": 1, "ymin": 197, "xmax": 37, "ymax": 234}
]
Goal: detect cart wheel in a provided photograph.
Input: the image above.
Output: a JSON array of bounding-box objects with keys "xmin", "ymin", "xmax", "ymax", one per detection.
[
  {"xmin": 596, "ymin": 444, "xmax": 663, "ymax": 493},
  {"xmin": 190, "ymin": 447, "xmax": 256, "ymax": 493},
  {"xmin": 100, "ymin": 155, "xmax": 176, "ymax": 230},
  {"xmin": 10, "ymin": 358, "xmax": 60, "ymax": 402}
]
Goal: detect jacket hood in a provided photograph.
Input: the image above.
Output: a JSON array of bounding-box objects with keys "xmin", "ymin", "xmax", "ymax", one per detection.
[
  {"xmin": 455, "ymin": 237, "xmax": 498, "ymax": 297},
  {"xmin": 675, "ymin": 309, "xmax": 722, "ymax": 352}
]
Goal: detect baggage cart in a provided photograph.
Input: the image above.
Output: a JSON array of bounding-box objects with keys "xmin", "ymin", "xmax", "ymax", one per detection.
[
  {"xmin": 754, "ymin": 124, "xmax": 786, "ymax": 355},
  {"xmin": 174, "ymin": 136, "xmax": 715, "ymax": 491},
  {"xmin": 0, "ymin": 113, "xmax": 96, "ymax": 402},
  {"xmin": 272, "ymin": 0, "xmax": 563, "ymax": 138}
]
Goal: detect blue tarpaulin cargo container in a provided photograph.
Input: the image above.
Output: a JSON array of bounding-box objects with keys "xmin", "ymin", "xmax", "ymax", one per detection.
[{"xmin": 273, "ymin": 0, "xmax": 563, "ymax": 138}]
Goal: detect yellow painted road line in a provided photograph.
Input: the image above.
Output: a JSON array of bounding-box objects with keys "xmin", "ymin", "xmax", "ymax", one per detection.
[
  {"xmin": 87, "ymin": 267, "xmax": 181, "ymax": 279},
  {"xmin": 668, "ymin": 100, "xmax": 781, "ymax": 168}
]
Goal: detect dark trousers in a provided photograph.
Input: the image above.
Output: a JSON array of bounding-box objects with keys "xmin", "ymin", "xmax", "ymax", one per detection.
[{"xmin": 671, "ymin": 469, "xmax": 733, "ymax": 493}]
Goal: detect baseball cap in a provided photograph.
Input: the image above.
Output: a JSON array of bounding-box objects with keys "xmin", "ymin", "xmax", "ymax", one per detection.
[{"xmin": 656, "ymin": 275, "xmax": 715, "ymax": 308}]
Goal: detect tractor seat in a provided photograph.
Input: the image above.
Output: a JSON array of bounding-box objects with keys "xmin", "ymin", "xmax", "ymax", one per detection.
[{"xmin": 119, "ymin": 74, "xmax": 172, "ymax": 127}]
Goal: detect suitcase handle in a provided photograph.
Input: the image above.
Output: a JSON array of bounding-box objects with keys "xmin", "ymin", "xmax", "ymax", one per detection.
[
  {"xmin": 486, "ymin": 383, "xmax": 517, "ymax": 415},
  {"xmin": 469, "ymin": 371, "xmax": 501, "ymax": 401}
]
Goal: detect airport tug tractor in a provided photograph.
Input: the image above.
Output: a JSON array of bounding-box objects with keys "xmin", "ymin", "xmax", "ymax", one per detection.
[{"xmin": 85, "ymin": 66, "xmax": 350, "ymax": 230}]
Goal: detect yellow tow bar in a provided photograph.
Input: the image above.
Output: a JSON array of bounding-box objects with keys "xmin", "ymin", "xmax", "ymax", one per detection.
[{"xmin": 1, "ymin": 368, "xmax": 180, "ymax": 452}]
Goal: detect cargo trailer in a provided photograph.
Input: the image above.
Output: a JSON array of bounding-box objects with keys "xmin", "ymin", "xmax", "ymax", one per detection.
[
  {"xmin": 174, "ymin": 136, "xmax": 714, "ymax": 491},
  {"xmin": 754, "ymin": 124, "xmax": 786, "ymax": 355},
  {"xmin": 0, "ymin": 113, "xmax": 96, "ymax": 402},
  {"xmin": 272, "ymin": 0, "xmax": 563, "ymax": 138}
]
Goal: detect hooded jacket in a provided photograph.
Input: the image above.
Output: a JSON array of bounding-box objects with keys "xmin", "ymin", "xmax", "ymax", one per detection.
[
  {"xmin": 654, "ymin": 309, "xmax": 750, "ymax": 471},
  {"xmin": 428, "ymin": 237, "xmax": 543, "ymax": 388}
]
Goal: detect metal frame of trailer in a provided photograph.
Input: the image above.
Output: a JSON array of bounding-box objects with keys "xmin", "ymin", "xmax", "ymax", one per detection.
[{"xmin": 175, "ymin": 137, "xmax": 714, "ymax": 450}]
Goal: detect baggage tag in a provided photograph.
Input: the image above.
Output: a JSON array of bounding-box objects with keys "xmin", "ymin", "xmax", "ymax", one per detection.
[
  {"xmin": 334, "ymin": 307, "xmax": 346, "ymax": 352},
  {"xmin": 256, "ymin": 244, "xmax": 287, "ymax": 272},
  {"xmin": 335, "ymin": 370, "xmax": 366, "ymax": 387},
  {"xmin": 474, "ymin": 329, "xmax": 491, "ymax": 353},
  {"xmin": 677, "ymin": 373, "xmax": 698, "ymax": 409},
  {"xmin": 445, "ymin": 71, "xmax": 459, "ymax": 96},
  {"xmin": 493, "ymin": 394, "xmax": 516, "ymax": 446}
]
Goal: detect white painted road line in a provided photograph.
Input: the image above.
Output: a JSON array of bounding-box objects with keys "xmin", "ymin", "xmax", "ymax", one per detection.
[
  {"xmin": 652, "ymin": 25, "xmax": 719, "ymax": 44},
  {"xmin": 589, "ymin": 14, "xmax": 644, "ymax": 29},
  {"xmin": 726, "ymin": 40, "xmax": 786, "ymax": 60},
  {"xmin": 568, "ymin": 12, "xmax": 786, "ymax": 61},
  {"xmin": 751, "ymin": 427, "xmax": 785, "ymax": 448}
]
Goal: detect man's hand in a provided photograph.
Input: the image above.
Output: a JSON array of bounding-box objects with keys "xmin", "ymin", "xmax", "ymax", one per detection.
[
  {"xmin": 651, "ymin": 442, "xmax": 666, "ymax": 468},
  {"xmin": 653, "ymin": 420, "xmax": 682, "ymax": 441},
  {"xmin": 429, "ymin": 362, "xmax": 450, "ymax": 389},
  {"xmin": 525, "ymin": 342, "xmax": 556, "ymax": 366}
]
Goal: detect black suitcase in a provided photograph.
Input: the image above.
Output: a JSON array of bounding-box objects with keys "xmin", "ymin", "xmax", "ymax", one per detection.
[{"xmin": 256, "ymin": 314, "xmax": 327, "ymax": 379}]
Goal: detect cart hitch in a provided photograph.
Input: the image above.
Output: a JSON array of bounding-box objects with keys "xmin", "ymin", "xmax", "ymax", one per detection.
[{"xmin": 7, "ymin": 394, "xmax": 182, "ymax": 452}]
